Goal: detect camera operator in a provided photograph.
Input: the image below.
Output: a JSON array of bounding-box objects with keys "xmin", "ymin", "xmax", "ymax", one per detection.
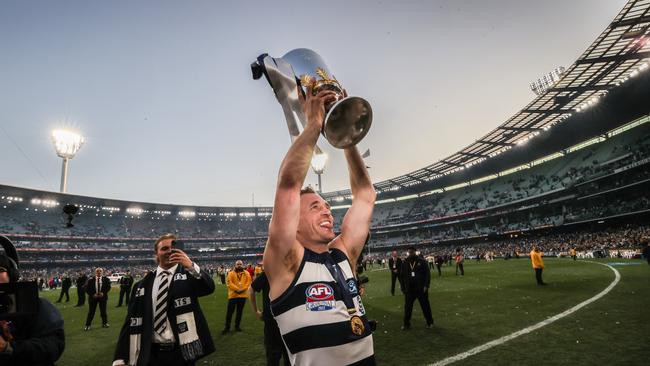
[{"xmin": 0, "ymin": 235, "xmax": 65, "ymax": 365}]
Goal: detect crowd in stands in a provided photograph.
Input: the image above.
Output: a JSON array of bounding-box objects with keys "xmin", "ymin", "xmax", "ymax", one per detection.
[
  {"xmin": 345, "ymin": 125, "xmax": 650, "ymax": 228},
  {"xmin": 15, "ymin": 222, "xmax": 649, "ymax": 282},
  {"xmin": 360, "ymin": 224, "xmax": 649, "ymax": 267},
  {"xmin": 0, "ymin": 211, "xmax": 268, "ymax": 239},
  {"xmin": 2, "ymin": 120, "xmax": 649, "ymax": 280}
]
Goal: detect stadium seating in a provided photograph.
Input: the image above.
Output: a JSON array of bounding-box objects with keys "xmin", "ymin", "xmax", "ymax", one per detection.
[{"xmin": 1, "ymin": 117, "xmax": 649, "ymax": 277}]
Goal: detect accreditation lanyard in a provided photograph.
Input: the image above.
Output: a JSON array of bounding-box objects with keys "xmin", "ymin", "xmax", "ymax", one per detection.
[{"xmin": 409, "ymin": 261, "xmax": 417, "ymax": 277}]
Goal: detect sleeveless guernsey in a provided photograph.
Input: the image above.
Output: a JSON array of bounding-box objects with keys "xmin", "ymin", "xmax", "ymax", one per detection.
[{"xmin": 270, "ymin": 248, "xmax": 375, "ymax": 365}]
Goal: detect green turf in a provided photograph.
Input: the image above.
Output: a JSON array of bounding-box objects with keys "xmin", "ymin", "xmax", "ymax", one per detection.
[{"xmin": 43, "ymin": 258, "xmax": 649, "ymax": 365}]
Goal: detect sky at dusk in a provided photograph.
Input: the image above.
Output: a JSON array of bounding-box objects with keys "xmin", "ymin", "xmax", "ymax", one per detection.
[{"xmin": 0, "ymin": 0, "xmax": 627, "ymax": 206}]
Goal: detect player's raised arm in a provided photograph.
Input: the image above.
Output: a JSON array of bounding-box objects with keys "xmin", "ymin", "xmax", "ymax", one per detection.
[
  {"xmin": 264, "ymin": 85, "xmax": 338, "ymax": 275},
  {"xmin": 337, "ymin": 145, "xmax": 376, "ymax": 264}
]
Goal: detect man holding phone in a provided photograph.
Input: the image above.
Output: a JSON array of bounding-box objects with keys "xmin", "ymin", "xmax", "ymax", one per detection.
[{"xmin": 113, "ymin": 234, "xmax": 215, "ymax": 366}]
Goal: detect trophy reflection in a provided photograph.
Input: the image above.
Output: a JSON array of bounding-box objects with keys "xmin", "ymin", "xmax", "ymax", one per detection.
[{"xmin": 252, "ymin": 48, "xmax": 372, "ymax": 149}]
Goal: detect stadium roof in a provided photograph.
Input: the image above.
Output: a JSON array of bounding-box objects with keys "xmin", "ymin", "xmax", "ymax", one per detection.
[{"xmin": 323, "ymin": 0, "xmax": 650, "ymax": 203}]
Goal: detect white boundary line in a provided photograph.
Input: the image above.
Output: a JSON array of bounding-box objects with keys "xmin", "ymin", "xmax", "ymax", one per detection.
[{"xmin": 429, "ymin": 261, "xmax": 621, "ymax": 366}]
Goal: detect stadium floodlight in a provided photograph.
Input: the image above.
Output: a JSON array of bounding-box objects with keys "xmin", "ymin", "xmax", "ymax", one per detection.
[
  {"xmin": 530, "ymin": 66, "xmax": 566, "ymax": 96},
  {"xmin": 51, "ymin": 129, "xmax": 85, "ymax": 193},
  {"xmin": 310, "ymin": 152, "xmax": 328, "ymax": 193}
]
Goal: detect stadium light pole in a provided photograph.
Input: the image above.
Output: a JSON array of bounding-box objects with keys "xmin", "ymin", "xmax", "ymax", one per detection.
[
  {"xmin": 51, "ymin": 129, "xmax": 85, "ymax": 193},
  {"xmin": 310, "ymin": 152, "xmax": 328, "ymax": 193}
]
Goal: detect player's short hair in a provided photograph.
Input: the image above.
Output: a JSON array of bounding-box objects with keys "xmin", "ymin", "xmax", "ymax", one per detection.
[
  {"xmin": 155, "ymin": 233, "xmax": 177, "ymax": 252},
  {"xmin": 300, "ymin": 186, "xmax": 317, "ymax": 195}
]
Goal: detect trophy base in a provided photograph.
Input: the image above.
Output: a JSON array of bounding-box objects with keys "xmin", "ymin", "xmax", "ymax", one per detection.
[{"xmin": 324, "ymin": 96, "xmax": 373, "ymax": 149}]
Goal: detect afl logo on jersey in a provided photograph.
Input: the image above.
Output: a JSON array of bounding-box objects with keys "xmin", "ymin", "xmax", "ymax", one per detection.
[{"xmin": 305, "ymin": 283, "xmax": 335, "ymax": 311}]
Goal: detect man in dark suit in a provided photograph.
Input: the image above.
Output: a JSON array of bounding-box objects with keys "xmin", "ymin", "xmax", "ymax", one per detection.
[
  {"xmin": 84, "ymin": 267, "xmax": 111, "ymax": 331},
  {"xmin": 56, "ymin": 273, "xmax": 71, "ymax": 303},
  {"xmin": 388, "ymin": 250, "xmax": 402, "ymax": 296},
  {"xmin": 74, "ymin": 271, "xmax": 88, "ymax": 307},
  {"xmin": 116, "ymin": 270, "xmax": 134, "ymax": 307},
  {"xmin": 113, "ymin": 234, "xmax": 215, "ymax": 366},
  {"xmin": 400, "ymin": 246, "xmax": 434, "ymax": 330}
]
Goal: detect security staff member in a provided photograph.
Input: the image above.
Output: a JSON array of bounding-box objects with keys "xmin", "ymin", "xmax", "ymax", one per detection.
[
  {"xmin": 74, "ymin": 271, "xmax": 88, "ymax": 307},
  {"xmin": 222, "ymin": 260, "xmax": 251, "ymax": 334},
  {"xmin": 84, "ymin": 267, "xmax": 111, "ymax": 330},
  {"xmin": 530, "ymin": 246, "xmax": 547, "ymax": 286},
  {"xmin": 116, "ymin": 270, "xmax": 134, "ymax": 307},
  {"xmin": 56, "ymin": 273, "xmax": 72, "ymax": 303},
  {"xmin": 388, "ymin": 250, "xmax": 402, "ymax": 296},
  {"xmin": 400, "ymin": 246, "xmax": 434, "ymax": 330},
  {"xmin": 434, "ymin": 255, "xmax": 445, "ymax": 277}
]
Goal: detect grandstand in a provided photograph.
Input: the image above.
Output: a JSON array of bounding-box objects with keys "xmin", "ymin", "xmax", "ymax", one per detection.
[{"xmin": 3, "ymin": 113, "xmax": 649, "ymax": 274}]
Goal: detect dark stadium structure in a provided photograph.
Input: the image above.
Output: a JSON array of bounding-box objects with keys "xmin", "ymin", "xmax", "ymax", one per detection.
[{"xmin": 1, "ymin": 0, "xmax": 649, "ymax": 275}]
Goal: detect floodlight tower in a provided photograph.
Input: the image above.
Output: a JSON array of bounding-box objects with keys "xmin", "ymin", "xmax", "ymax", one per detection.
[
  {"xmin": 51, "ymin": 129, "xmax": 85, "ymax": 193},
  {"xmin": 310, "ymin": 152, "xmax": 328, "ymax": 193}
]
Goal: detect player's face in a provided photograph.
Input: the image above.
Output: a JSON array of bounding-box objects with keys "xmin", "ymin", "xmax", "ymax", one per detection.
[
  {"xmin": 298, "ymin": 193, "xmax": 335, "ymax": 244},
  {"xmin": 156, "ymin": 239, "xmax": 174, "ymax": 268}
]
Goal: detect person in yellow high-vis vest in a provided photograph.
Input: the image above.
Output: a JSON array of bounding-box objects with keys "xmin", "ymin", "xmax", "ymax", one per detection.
[
  {"xmin": 569, "ymin": 247, "xmax": 577, "ymax": 261},
  {"xmin": 222, "ymin": 260, "xmax": 252, "ymax": 334},
  {"xmin": 530, "ymin": 246, "xmax": 547, "ymax": 286}
]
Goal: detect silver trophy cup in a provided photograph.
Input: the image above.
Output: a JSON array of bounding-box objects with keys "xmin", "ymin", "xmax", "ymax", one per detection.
[{"xmin": 252, "ymin": 48, "xmax": 372, "ymax": 149}]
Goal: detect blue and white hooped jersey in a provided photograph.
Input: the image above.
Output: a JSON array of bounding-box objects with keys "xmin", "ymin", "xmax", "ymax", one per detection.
[{"xmin": 270, "ymin": 248, "xmax": 375, "ymax": 366}]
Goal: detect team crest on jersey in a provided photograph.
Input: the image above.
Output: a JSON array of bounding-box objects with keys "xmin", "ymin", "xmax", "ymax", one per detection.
[
  {"xmin": 347, "ymin": 279, "xmax": 358, "ymax": 295},
  {"xmin": 305, "ymin": 283, "xmax": 335, "ymax": 311}
]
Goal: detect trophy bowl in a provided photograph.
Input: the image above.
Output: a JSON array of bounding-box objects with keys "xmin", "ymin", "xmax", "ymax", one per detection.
[{"xmin": 323, "ymin": 96, "xmax": 372, "ymax": 149}]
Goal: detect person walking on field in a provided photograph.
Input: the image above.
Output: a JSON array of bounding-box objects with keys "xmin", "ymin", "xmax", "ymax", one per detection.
[
  {"xmin": 530, "ymin": 246, "xmax": 547, "ymax": 286},
  {"xmin": 455, "ymin": 248, "xmax": 464, "ymax": 276}
]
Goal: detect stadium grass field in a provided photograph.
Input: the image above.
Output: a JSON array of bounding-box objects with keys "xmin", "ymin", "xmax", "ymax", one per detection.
[{"xmin": 43, "ymin": 258, "xmax": 649, "ymax": 365}]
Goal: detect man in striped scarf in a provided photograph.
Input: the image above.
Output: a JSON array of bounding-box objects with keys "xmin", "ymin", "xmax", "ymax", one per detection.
[{"xmin": 113, "ymin": 234, "xmax": 215, "ymax": 366}]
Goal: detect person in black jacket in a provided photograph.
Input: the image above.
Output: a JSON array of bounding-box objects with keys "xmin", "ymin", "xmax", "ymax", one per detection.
[
  {"xmin": 388, "ymin": 250, "xmax": 402, "ymax": 296},
  {"xmin": 84, "ymin": 267, "xmax": 111, "ymax": 331},
  {"xmin": 74, "ymin": 271, "xmax": 88, "ymax": 307},
  {"xmin": 248, "ymin": 270, "xmax": 290, "ymax": 366},
  {"xmin": 434, "ymin": 255, "xmax": 445, "ymax": 277},
  {"xmin": 0, "ymin": 235, "xmax": 65, "ymax": 365},
  {"xmin": 400, "ymin": 246, "xmax": 434, "ymax": 330},
  {"xmin": 113, "ymin": 234, "xmax": 215, "ymax": 366},
  {"xmin": 56, "ymin": 273, "xmax": 72, "ymax": 303},
  {"xmin": 116, "ymin": 270, "xmax": 134, "ymax": 307}
]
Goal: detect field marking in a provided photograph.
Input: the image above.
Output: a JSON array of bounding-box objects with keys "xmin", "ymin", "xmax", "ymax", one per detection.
[
  {"xmin": 429, "ymin": 261, "xmax": 621, "ymax": 366},
  {"xmin": 369, "ymin": 267, "xmax": 389, "ymax": 272}
]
